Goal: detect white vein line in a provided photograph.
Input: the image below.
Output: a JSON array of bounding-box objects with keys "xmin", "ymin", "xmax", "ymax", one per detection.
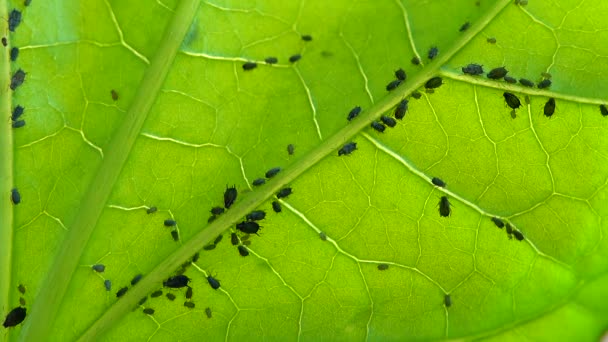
[
  {"xmin": 527, "ymin": 101, "xmax": 556, "ymax": 192},
  {"xmin": 107, "ymin": 204, "xmax": 149, "ymax": 211},
  {"xmin": 394, "ymin": 0, "xmax": 423, "ymax": 66},
  {"xmin": 156, "ymin": 0, "xmax": 174, "ymax": 12},
  {"xmin": 141, "ymin": 132, "xmax": 222, "ymax": 148},
  {"xmin": 293, "ymin": 67, "xmax": 323, "ymax": 140},
  {"xmin": 43, "ymin": 211, "xmax": 68, "ymax": 231},
  {"xmin": 340, "ymin": 33, "xmax": 374, "ymax": 103},
  {"xmin": 20, "ymin": 40, "xmax": 123, "ymax": 50},
  {"xmin": 103, "ymin": 0, "xmax": 150, "ymax": 64},
  {"xmin": 66, "ymin": 127, "xmax": 104, "ymax": 158},
  {"xmin": 180, "ymin": 50, "xmax": 291, "ymax": 68}
]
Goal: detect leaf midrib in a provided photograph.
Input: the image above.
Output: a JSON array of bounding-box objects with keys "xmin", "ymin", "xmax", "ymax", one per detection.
[{"xmin": 77, "ymin": 0, "xmax": 512, "ymax": 340}]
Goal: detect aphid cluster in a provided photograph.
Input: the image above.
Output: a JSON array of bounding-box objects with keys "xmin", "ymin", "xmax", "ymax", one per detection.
[{"xmin": 242, "ymin": 34, "xmax": 312, "ymax": 70}]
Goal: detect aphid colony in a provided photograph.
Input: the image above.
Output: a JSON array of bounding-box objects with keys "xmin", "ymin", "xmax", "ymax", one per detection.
[{"xmin": 241, "ymin": 34, "xmax": 312, "ymax": 70}]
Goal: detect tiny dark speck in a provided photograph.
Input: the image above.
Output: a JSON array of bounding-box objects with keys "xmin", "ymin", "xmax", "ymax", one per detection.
[
  {"xmin": 289, "ymin": 54, "xmax": 301, "ymax": 63},
  {"xmin": 265, "ymin": 57, "xmax": 278, "ymax": 64},
  {"xmin": 459, "ymin": 22, "xmax": 470, "ymax": 32},
  {"xmin": 131, "ymin": 274, "xmax": 143, "ymax": 286},
  {"xmin": 377, "ymin": 264, "xmax": 389, "ymax": 271},
  {"xmin": 301, "ymin": 34, "xmax": 312, "ymax": 41},
  {"xmin": 12, "ymin": 120, "xmax": 26, "ymax": 128},
  {"xmin": 242, "ymin": 62, "xmax": 257, "ymax": 71},
  {"xmin": 444, "ymin": 294, "xmax": 452, "ymax": 307},
  {"xmin": 10, "ymin": 47, "xmax": 19, "ymax": 61}
]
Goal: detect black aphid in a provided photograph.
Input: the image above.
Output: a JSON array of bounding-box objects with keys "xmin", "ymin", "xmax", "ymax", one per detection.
[
  {"xmin": 92, "ymin": 264, "xmax": 105, "ymax": 273},
  {"xmin": 503, "ymin": 92, "xmax": 521, "ymax": 109},
  {"xmin": 425, "ymin": 77, "xmax": 443, "ymax": 89},
  {"xmin": 238, "ymin": 245, "xmax": 249, "ymax": 257},
  {"xmin": 537, "ymin": 79, "xmax": 552, "ymax": 89},
  {"xmin": 252, "ymin": 178, "xmax": 266, "ymax": 186},
  {"xmin": 462, "ymin": 64, "xmax": 483, "ymax": 76},
  {"xmin": 25, "ymin": 0, "xmax": 32, "ymax": 6},
  {"xmin": 151, "ymin": 290, "xmax": 163, "ymax": 298},
  {"xmin": 487, "ymin": 67, "xmax": 507, "ymax": 79},
  {"xmin": 347, "ymin": 106, "xmax": 361, "ymax": 121},
  {"xmin": 131, "ymin": 274, "xmax": 142, "ymax": 286},
  {"xmin": 10, "ymin": 47, "xmax": 19, "ymax": 61},
  {"xmin": 246, "ymin": 210, "xmax": 266, "ymax": 221},
  {"xmin": 504, "ymin": 76, "xmax": 516, "ymax": 84},
  {"xmin": 208, "ymin": 215, "xmax": 216, "ymax": 223},
  {"xmin": 439, "ymin": 196, "xmax": 451, "ymax": 217},
  {"xmin": 371, "ymin": 121, "xmax": 386, "ymax": 133},
  {"xmin": 518, "ymin": 78, "xmax": 534, "ymax": 87},
  {"xmin": 431, "ymin": 177, "xmax": 446, "ymax": 187},
  {"xmin": 211, "ymin": 207, "xmax": 225, "ymax": 215},
  {"xmin": 242, "ymin": 62, "xmax": 257, "ymax": 71},
  {"xmin": 491, "ymin": 217, "xmax": 504, "ymax": 228},
  {"xmin": 171, "ymin": 230, "xmax": 179, "ymax": 241},
  {"xmin": 110, "ymin": 89, "xmax": 119, "ymax": 101},
  {"xmin": 506, "ymin": 223, "xmax": 513, "ymax": 239},
  {"xmin": 386, "ymin": 79, "xmax": 402, "ymax": 91},
  {"xmin": 289, "ymin": 54, "xmax": 301, "ymax": 63},
  {"xmin": 205, "ymin": 307, "xmax": 212, "ymax": 318},
  {"xmin": 192, "ymin": 252, "xmax": 200, "ymax": 262},
  {"xmin": 276, "ymin": 187, "xmax": 292, "ymax": 199},
  {"xmin": 459, "ymin": 22, "xmax": 470, "ymax": 32},
  {"xmin": 224, "ymin": 185, "xmax": 237, "ymax": 208},
  {"xmin": 395, "ymin": 68, "xmax": 406, "ymax": 81},
  {"xmin": 166, "ymin": 293, "xmax": 176, "ymax": 301},
  {"xmin": 146, "ymin": 206, "xmax": 157, "ymax": 214},
  {"xmin": 10, "ymin": 69, "xmax": 26, "ymax": 91},
  {"xmin": 487, "ymin": 37, "xmax": 496, "ymax": 44},
  {"xmin": 272, "ymin": 201, "xmax": 282, "ymax": 213},
  {"xmin": 104, "ymin": 279, "xmax": 112, "ymax": 291},
  {"xmin": 17, "ymin": 284, "xmax": 25, "ymax": 294},
  {"xmin": 231, "ymin": 233, "xmax": 239, "ymax": 245},
  {"xmin": 377, "ymin": 264, "xmax": 389, "ymax": 271},
  {"xmin": 411, "ymin": 56, "xmax": 421, "ymax": 65},
  {"xmin": 8, "ymin": 10, "xmax": 22, "ymax": 32},
  {"xmin": 1, "ymin": 37, "xmax": 6, "ymax": 47},
  {"xmin": 237, "ymin": 221, "xmax": 261, "ymax": 234},
  {"xmin": 138, "ymin": 297, "xmax": 147, "ymax": 305},
  {"xmin": 600, "ymin": 105, "xmax": 608, "ymax": 117},
  {"xmin": 116, "ymin": 287, "xmax": 128, "ymax": 298},
  {"xmin": 143, "ymin": 308, "xmax": 155, "ymax": 315},
  {"xmin": 287, "ymin": 144, "xmax": 295, "ymax": 155},
  {"xmin": 3, "ymin": 307, "xmax": 26, "ymax": 328},
  {"xmin": 12, "ymin": 120, "xmax": 25, "ymax": 128},
  {"xmin": 184, "ymin": 301, "xmax": 195, "ymax": 308},
  {"xmin": 513, "ymin": 230, "xmax": 524, "ymax": 241},
  {"xmin": 301, "ymin": 34, "xmax": 312, "ymax": 41},
  {"xmin": 394, "ymin": 99, "xmax": 408, "ymax": 120},
  {"xmin": 163, "ymin": 275, "xmax": 190, "ymax": 288},
  {"xmin": 214, "ymin": 234, "xmax": 223, "ymax": 245},
  {"xmin": 164, "ymin": 219, "xmax": 176, "ymax": 227},
  {"xmin": 266, "ymin": 167, "xmax": 281, "ymax": 179},
  {"xmin": 380, "ymin": 115, "xmax": 397, "ymax": 128},
  {"xmin": 186, "ymin": 286, "xmax": 193, "ymax": 299},
  {"xmin": 338, "ymin": 142, "xmax": 357, "ymax": 156},
  {"xmin": 428, "ymin": 46, "xmax": 438, "ymax": 60},
  {"xmin": 544, "ymin": 98, "xmax": 555, "ymax": 118},
  {"xmin": 11, "ymin": 188, "xmax": 21, "ymax": 205},
  {"xmin": 207, "ymin": 275, "xmax": 221, "ymax": 290},
  {"xmin": 203, "ymin": 244, "xmax": 215, "ymax": 251},
  {"xmin": 319, "ymin": 232, "xmax": 327, "ymax": 241},
  {"xmin": 265, "ymin": 57, "xmax": 278, "ymax": 64},
  {"xmin": 444, "ymin": 294, "xmax": 452, "ymax": 307},
  {"xmin": 411, "ymin": 91, "xmax": 422, "ymax": 99}
]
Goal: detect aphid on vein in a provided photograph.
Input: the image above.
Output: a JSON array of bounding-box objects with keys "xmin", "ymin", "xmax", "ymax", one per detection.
[
  {"xmin": 319, "ymin": 232, "xmax": 327, "ymax": 241},
  {"xmin": 462, "ymin": 64, "xmax": 484, "ymax": 76},
  {"xmin": 146, "ymin": 206, "xmax": 157, "ymax": 214},
  {"xmin": 242, "ymin": 62, "xmax": 257, "ymax": 71},
  {"xmin": 276, "ymin": 187, "xmax": 292, "ymax": 199},
  {"xmin": 3, "ymin": 307, "xmax": 26, "ymax": 328},
  {"xmin": 203, "ymin": 243, "xmax": 216, "ymax": 251},
  {"xmin": 506, "ymin": 223, "xmax": 513, "ymax": 239},
  {"xmin": 1, "ymin": 37, "xmax": 6, "ymax": 47},
  {"xmin": 431, "ymin": 177, "xmax": 446, "ymax": 187},
  {"xmin": 104, "ymin": 280, "xmax": 112, "ymax": 291},
  {"xmin": 111, "ymin": 89, "xmax": 119, "ymax": 101},
  {"xmin": 166, "ymin": 293, "xmax": 176, "ymax": 301},
  {"xmin": 380, "ymin": 115, "xmax": 396, "ymax": 128},
  {"xmin": 237, "ymin": 221, "xmax": 261, "ymax": 235},
  {"xmin": 537, "ymin": 79, "xmax": 552, "ymax": 89},
  {"xmin": 143, "ymin": 308, "xmax": 155, "ymax": 315},
  {"xmin": 438, "ymin": 196, "xmax": 451, "ymax": 217},
  {"xmin": 91, "ymin": 264, "xmax": 105, "ymax": 273},
  {"xmin": 504, "ymin": 76, "xmax": 516, "ymax": 84},
  {"xmin": 425, "ymin": 77, "xmax": 443, "ymax": 89},
  {"xmin": 10, "ymin": 47, "xmax": 19, "ymax": 61},
  {"xmin": 131, "ymin": 274, "xmax": 143, "ymax": 286},
  {"xmin": 238, "ymin": 245, "xmax": 250, "ymax": 257},
  {"xmin": 289, "ymin": 54, "xmax": 301, "ymax": 63},
  {"xmin": 503, "ymin": 92, "xmax": 521, "ymax": 109},
  {"xmin": 184, "ymin": 301, "xmax": 195, "ymax": 308},
  {"xmin": 214, "ymin": 234, "xmax": 223, "ymax": 244},
  {"xmin": 12, "ymin": 120, "xmax": 25, "ymax": 128},
  {"xmin": 444, "ymin": 294, "xmax": 452, "ymax": 308},
  {"xmin": 164, "ymin": 219, "xmax": 176, "ymax": 227},
  {"xmin": 207, "ymin": 275, "xmax": 221, "ymax": 290},
  {"xmin": 459, "ymin": 22, "xmax": 470, "ymax": 32},
  {"xmin": 205, "ymin": 307, "xmax": 212, "ymax": 318},
  {"xmin": 395, "ymin": 68, "xmax": 407, "ymax": 81},
  {"xmin": 163, "ymin": 275, "xmax": 190, "ymax": 288},
  {"xmin": 491, "ymin": 217, "xmax": 505, "ymax": 228},
  {"xmin": 185, "ymin": 286, "xmax": 193, "ymax": 299},
  {"xmin": 116, "ymin": 287, "xmax": 128, "ymax": 298},
  {"xmin": 138, "ymin": 297, "xmax": 147, "ymax": 305},
  {"xmin": 272, "ymin": 201, "xmax": 282, "ymax": 212},
  {"xmin": 510, "ymin": 109, "xmax": 517, "ymax": 119},
  {"xmin": 411, "ymin": 91, "xmax": 422, "ymax": 99},
  {"xmin": 266, "ymin": 167, "xmax": 281, "ymax": 178},
  {"xmin": 428, "ymin": 46, "xmax": 438, "ymax": 60},
  {"xmin": 347, "ymin": 106, "xmax": 361, "ymax": 121},
  {"xmin": 371, "ymin": 121, "xmax": 386, "ymax": 133},
  {"xmin": 246, "ymin": 210, "xmax": 266, "ymax": 221},
  {"xmin": 151, "ymin": 290, "xmax": 163, "ymax": 298},
  {"xmin": 487, "ymin": 67, "xmax": 508, "ymax": 79},
  {"xmin": 287, "ymin": 144, "xmax": 295, "ymax": 155},
  {"xmin": 301, "ymin": 34, "xmax": 313, "ymax": 41},
  {"xmin": 192, "ymin": 252, "xmax": 200, "ymax": 262},
  {"xmin": 171, "ymin": 230, "xmax": 179, "ymax": 241},
  {"xmin": 10, "ymin": 69, "xmax": 26, "ymax": 91},
  {"xmin": 411, "ymin": 56, "xmax": 421, "ymax": 65},
  {"xmin": 513, "ymin": 230, "xmax": 524, "ymax": 241},
  {"xmin": 386, "ymin": 80, "xmax": 402, "ymax": 91},
  {"xmin": 486, "ymin": 37, "xmax": 496, "ymax": 44},
  {"xmin": 377, "ymin": 264, "xmax": 389, "ymax": 271},
  {"xmin": 11, "ymin": 188, "xmax": 21, "ymax": 205},
  {"xmin": 338, "ymin": 142, "xmax": 357, "ymax": 156},
  {"xmin": 207, "ymin": 215, "xmax": 216, "ymax": 223},
  {"xmin": 224, "ymin": 185, "xmax": 237, "ymax": 208},
  {"xmin": 8, "ymin": 9, "xmax": 22, "ymax": 32},
  {"xmin": 252, "ymin": 178, "xmax": 266, "ymax": 186},
  {"xmin": 231, "ymin": 233, "xmax": 239, "ymax": 245},
  {"xmin": 544, "ymin": 98, "xmax": 555, "ymax": 118},
  {"xmin": 265, "ymin": 57, "xmax": 278, "ymax": 64},
  {"xmin": 394, "ymin": 99, "xmax": 408, "ymax": 120},
  {"xmin": 519, "ymin": 78, "xmax": 534, "ymax": 87},
  {"xmin": 600, "ymin": 105, "xmax": 608, "ymax": 117},
  {"xmin": 211, "ymin": 207, "xmax": 225, "ymax": 215},
  {"xmin": 17, "ymin": 284, "xmax": 26, "ymax": 294}
]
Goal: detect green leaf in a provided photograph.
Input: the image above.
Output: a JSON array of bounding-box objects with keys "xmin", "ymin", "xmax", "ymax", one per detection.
[{"xmin": 2, "ymin": 0, "xmax": 608, "ymax": 341}]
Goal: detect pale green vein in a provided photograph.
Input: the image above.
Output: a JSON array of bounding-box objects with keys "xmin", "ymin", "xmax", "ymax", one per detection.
[
  {"xmin": 18, "ymin": 1, "xmax": 202, "ymax": 341},
  {"xmin": 394, "ymin": 0, "xmax": 423, "ymax": 66},
  {"xmin": 103, "ymin": 0, "xmax": 151, "ymax": 64}
]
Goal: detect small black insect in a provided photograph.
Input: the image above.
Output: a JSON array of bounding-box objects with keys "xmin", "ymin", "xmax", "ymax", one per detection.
[
  {"xmin": 116, "ymin": 287, "xmax": 128, "ymax": 298},
  {"xmin": 438, "ymin": 196, "xmax": 451, "ymax": 217},
  {"xmin": 8, "ymin": 10, "xmax": 22, "ymax": 32},
  {"xmin": 1, "ymin": 37, "xmax": 6, "ymax": 47},
  {"xmin": 238, "ymin": 245, "xmax": 249, "ymax": 257},
  {"xmin": 506, "ymin": 223, "xmax": 513, "ymax": 239},
  {"xmin": 10, "ymin": 69, "xmax": 26, "ymax": 91},
  {"xmin": 10, "ymin": 47, "xmax": 19, "ymax": 61},
  {"xmin": 164, "ymin": 219, "xmax": 176, "ymax": 227},
  {"xmin": 503, "ymin": 92, "xmax": 521, "ymax": 109},
  {"xmin": 143, "ymin": 308, "xmax": 155, "ymax": 315},
  {"xmin": 338, "ymin": 142, "xmax": 357, "ymax": 156},
  {"xmin": 301, "ymin": 34, "xmax": 312, "ymax": 41},
  {"xmin": 131, "ymin": 274, "xmax": 143, "ymax": 286},
  {"xmin": 203, "ymin": 243, "xmax": 216, "ymax": 251},
  {"xmin": 11, "ymin": 188, "xmax": 21, "ymax": 205},
  {"xmin": 431, "ymin": 177, "xmax": 446, "ymax": 187},
  {"xmin": 17, "ymin": 284, "xmax": 25, "ymax": 294},
  {"xmin": 12, "ymin": 120, "xmax": 25, "ymax": 128},
  {"xmin": 19, "ymin": 298, "xmax": 25, "ymax": 306},
  {"xmin": 544, "ymin": 98, "xmax": 555, "ymax": 118},
  {"xmin": 289, "ymin": 54, "xmax": 301, "ymax": 63},
  {"xmin": 191, "ymin": 252, "xmax": 200, "ymax": 263},
  {"xmin": 425, "ymin": 77, "xmax": 443, "ymax": 89},
  {"xmin": 237, "ymin": 221, "xmax": 261, "ymax": 235},
  {"xmin": 491, "ymin": 217, "xmax": 504, "ymax": 228},
  {"xmin": 92, "ymin": 264, "xmax": 105, "ymax": 273},
  {"xmin": 242, "ymin": 62, "xmax": 257, "ymax": 71},
  {"xmin": 394, "ymin": 99, "xmax": 408, "ymax": 120},
  {"xmin": 459, "ymin": 22, "xmax": 470, "ymax": 32},
  {"xmin": 205, "ymin": 307, "xmax": 212, "ymax": 318},
  {"xmin": 272, "ymin": 201, "xmax": 282, "ymax": 213},
  {"xmin": 110, "ymin": 89, "xmax": 119, "ymax": 101},
  {"xmin": 25, "ymin": 0, "xmax": 32, "ymax": 6},
  {"xmin": 224, "ymin": 185, "xmax": 237, "ymax": 208},
  {"xmin": 104, "ymin": 279, "xmax": 112, "ymax": 291},
  {"xmin": 138, "ymin": 297, "xmax": 147, "ymax": 305},
  {"xmin": 513, "ymin": 230, "xmax": 524, "ymax": 241},
  {"xmin": 487, "ymin": 67, "xmax": 508, "ymax": 79},
  {"xmin": 487, "ymin": 37, "xmax": 496, "ymax": 44},
  {"xmin": 600, "ymin": 105, "xmax": 608, "ymax": 117},
  {"xmin": 386, "ymin": 79, "xmax": 402, "ymax": 91},
  {"xmin": 171, "ymin": 230, "xmax": 179, "ymax": 241},
  {"xmin": 184, "ymin": 301, "xmax": 195, "ymax": 308},
  {"xmin": 504, "ymin": 76, "xmax": 516, "ymax": 84},
  {"xmin": 246, "ymin": 210, "xmax": 266, "ymax": 221},
  {"xmin": 461, "ymin": 64, "xmax": 483, "ymax": 76},
  {"xmin": 266, "ymin": 167, "xmax": 281, "ymax": 179},
  {"xmin": 395, "ymin": 68, "xmax": 406, "ymax": 81},
  {"xmin": 146, "ymin": 206, "xmax": 157, "ymax": 214},
  {"xmin": 265, "ymin": 57, "xmax": 278, "ymax": 64},
  {"xmin": 276, "ymin": 187, "xmax": 292, "ymax": 199},
  {"xmin": 380, "ymin": 115, "xmax": 396, "ymax": 128},
  {"xmin": 3, "ymin": 307, "xmax": 26, "ymax": 328},
  {"xmin": 208, "ymin": 215, "xmax": 217, "ymax": 223},
  {"xmin": 319, "ymin": 232, "xmax": 327, "ymax": 241},
  {"xmin": 185, "ymin": 286, "xmax": 193, "ymax": 299},
  {"xmin": 519, "ymin": 78, "xmax": 534, "ymax": 87},
  {"xmin": 444, "ymin": 294, "xmax": 452, "ymax": 308},
  {"xmin": 166, "ymin": 293, "xmax": 176, "ymax": 301},
  {"xmin": 411, "ymin": 91, "xmax": 422, "ymax": 99},
  {"xmin": 163, "ymin": 275, "xmax": 190, "ymax": 288},
  {"xmin": 287, "ymin": 144, "xmax": 295, "ymax": 155},
  {"xmin": 231, "ymin": 233, "xmax": 239, "ymax": 245},
  {"xmin": 252, "ymin": 178, "xmax": 266, "ymax": 186},
  {"xmin": 371, "ymin": 121, "xmax": 386, "ymax": 133},
  {"xmin": 150, "ymin": 290, "xmax": 163, "ymax": 298},
  {"xmin": 428, "ymin": 46, "xmax": 438, "ymax": 60},
  {"xmin": 377, "ymin": 264, "xmax": 389, "ymax": 271},
  {"xmin": 347, "ymin": 106, "xmax": 361, "ymax": 121},
  {"xmin": 211, "ymin": 207, "xmax": 225, "ymax": 216},
  {"xmin": 214, "ymin": 234, "xmax": 223, "ymax": 245},
  {"xmin": 411, "ymin": 56, "xmax": 421, "ymax": 65},
  {"xmin": 537, "ymin": 79, "xmax": 552, "ymax": 89},
  {"xmin": 207, "ymin": 275, "xmax": 221, "ymax": 290}
]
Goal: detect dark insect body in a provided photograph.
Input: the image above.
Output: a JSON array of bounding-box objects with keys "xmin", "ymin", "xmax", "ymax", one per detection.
[
  {"xmin": 338, "ymin": 142, "xmax": 357, "ymax": 156},
  {"xmin": 238, "ymin": 245, "xmax": 249, "ymax": 257},
  {"xmin": 411, "ymin": 56, "xmax": 420, "ymax": 65},
  {"xmin": 143, "ymin": 308, "xmax": 155, "ymax": 315},
  {"xmin": 459, "ymin": 22, "xmax": 470, "ymax": 32},
  {"xmin": 487, "ymin": 37, "xmax": 496, "ymax": 44},
  {"xmin": 3, "ymin": 307, "xmax": 26, "ymax": 328},
  {"xmin": 151, "ymin": 290, "xmax": 163, "ymax": 298},
  {"xmin": 301, "ymin": 35, "xmax": 312, "ymax": 41},
  {"xmin": 287, "ymin": 144, "xmax": 295, "ymax": 155},
  {"xmin": 11, "ymin": 188, "xmax": 21, "ymax": 205},
  {"xmin": 519, "ymin": 78, "xmax": 534, "ymax": 87},
  {"xmin": 513, "ymin": 230, "xmax": 524, "ymax": 241},
  {"xmin": 92, "ymin": 264, "xmax": 105, "ymax": 273},
  {"xmin": 166, "ymin": 293, "xmax": 176, "ymax": 301},
  {"xmin": 242, "ymin": 62, "xmax": 257, "ymax": 71},
  {"xmin": 444, "ymin": 294, "xmax": 452, "ymax": 308},
  {"xmin": 224, "ymin": 185, "xmax": 237, "ymax": 208},
  {"xmin": 19, "ymin": 298, "xmax": 25, "ymax": 306},
  {"xmin": 138, "ymin": 297, "xmax": 147, "ymax": 305},
  {"xmin": 252, "ymin": 178, "xmax": 266, "ymax": 186},
  {"xmin": 12, "ymin": 120, "xmax": 25, "ymax": 128},
  {"xmin": 425, "ymin": 77, "xmax": 443, "ymax": 89},
  {"xmin": 265, "ymin": 167, "xmax": 281, "ymax": 178},
  {"xmin": 386, "ymin": 79, "xmax": 402, "ymax": 91},
  {"xmin": 289, "ymin": 54, "xmax": 301, "ymax": 63},
  {"xmin": 214, "ymin": 234, "xmax": 223, "ymax": 245},
  {"xmin": 431, "ymin": 177, "xmax": 446, "ymax": 187},
  {"xmin": 205, "ymin": 307, "xmax": 212, "ymax": 318},
  {"xmin": 265, "ymin": 57, "xmax": 278, "ymax": 64},
  {"xmin": 146, "ymin": 206, "xmax": 157, "ymax": 214},
  {"xmin": 10, "ymin": 47, "xmax": 19, "ymax": 61},
  {"xmin": 428, "ymin": 46, "xmax": 438, "ymax": 59},
  {"xmin": 104, "ymin": 280, "xmax": 112, "ymax": 291},
  {"xmin": 506, "ymin": 224, "xmax": 513, "ymax": 239},
  {"xmin": 439, "ymin": 196, "xmax": 451, "ymax": 217},
  {"xmin": 600, "ymin": 105, "xmax": 608, "ymax": 117},
  {"xmin": 131, "ymin": 274, "xmax": 143, "ymax": 286},
  {"xmin": 503, "ymin": 92, "xmax": 521, "ymax": 109},
  {"xmin": 347, "ymin": 106, "xmax": 361, "ymax": 121},
  {"xmin": 237, "ymin": 221, "xmax": 261, "ymax": 234},
  {"xmin": 411, "ymin": 91, "xmax": 422, "ymax": 99},
  {"xmin": 246, "ymin": 210, "xmax": 266, "ymax": 221},
  {"xmin": 377, "ymin": 264, "xmax": 389, "ymax": 271},
  {"xmin": 504, "ymin": 76, "xmax": 516, "ymax": 84},
  {"xmin": 371, "ymin": 121, "xmax": 386, "ymax": 133},
  {"xmin": 537, "ymin": 79, "xmax": 552, "ymax": 89},
  {"xmin": 211, "ymin": 207, "xmax": 225, "ymax": 215},
  {"xmin": 116, "ymin": 287, "xmax": 128, "ymax": 298},
  {"xmin": 186, "ymin": 286, "xmax": 193, "ymax": 299},
  {"xmin": 231, "ymin": 233, "xmax": 239, "ymax": 245},
  {"xmin": 207, "ymin": 276, "xmax": 221, "ymax": 290},
  {"xmin": 487, "ymin": 67, "xmax": 507, "ymax": 79},
  {"xmin": 184, "ymin": 302, "xmax": 195, "ymax": 308},
  {"xmin": 25, "ymin": 0, "xmax": 32, "ymax": 5},
  {"xmin": 395, "ymin": 68, "xmax": 406, "ymax": 81},
  {"xmin": 272, "ymin": 201, "xmax": 282, "ymax": 212},
  {"xmin": 1, "ymin": 37, "xmax": 6, "ymax": 47},
  {"xmin": 544, "ymin": 98, "xmax": 555, "ymax": 118},
  {"xmin": 164, "ymin": 219, "xmax": 176, "ymax": 227},
  {"xmin": 18, "ymin": 284, "xmax": 25, "ymax": 294},
  {"xmin": 8, "ymin": 10, "xmax": 22, "ymax": 32},
  {"xmin": 163, "ymin": 275, "xmax": 190, "ymax": 288},
  {"xmin": 462, "ymin": 64, "xmax": 483, "ymax": 76},
  {"xmin": 192, "ymin": 252, "xmax": 200, "ymax": 263},
  {"xmin": 319, "ymin": 232, "xmax": 327, "ymax": 241},
  {"xmin": 276, "ymin": 187, "xmax": 292, "ymax": 199},
  {"xmin": 171, "ymin": 230, "xmax": 179, "ymax": 241},
  {"xmin": 208, "ymin": 215, "xmax": 216, "ymax": 223},
  {"xmin": 203, "ymin": 244, "xmax": 216, "ymax": 251},
  {"xmin": 380, "ymin": 115, "xmax": 396, "ymax": 128},
  {"xmin": 10, "ymin": 69, "xmax": 26, "ymax": 90},
  {"xmin": 111, "ymin": 89, "xmax": 119, "ymax": 101},
  {"xmin": 491, "ymin": 217, "xmax": 505, "ymax": 228},
  {"xmin": 394, "ymin": 99, "xmax": 408, "ymax": 120}
]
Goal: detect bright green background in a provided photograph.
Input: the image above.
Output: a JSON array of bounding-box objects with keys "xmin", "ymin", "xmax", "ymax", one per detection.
[{"xmin": 2, "ymin": 0, "xmax": 608, "ymax": 341}]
